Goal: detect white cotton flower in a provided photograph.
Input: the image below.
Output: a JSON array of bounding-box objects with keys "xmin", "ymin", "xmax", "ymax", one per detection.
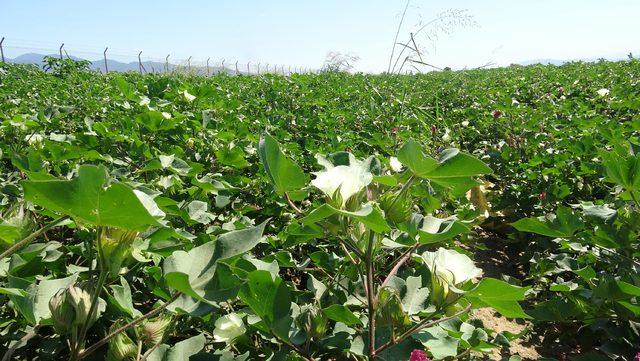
[
  {"xmin": 422, "ymin": 248, "xmax": 482, "ymax": 286},
  {"xmin": 25, "ymin": 134, "xmax": 44, "ymax": 147},
  {"xmin": 182, "ymin": 90, "xmax": 196, "ymax": 102},
  {"xmin": 596, "ymin": 88, "xmax": 610, "ymax": 97},
  {"xmin": 389, "ymin": 157, "xmax": 403, "ymax": 172},
  {"xmin": 212, "ymin": 313, "xmax": 246, "ymax": 343},
  {"xmin": 442, "ymin": 128, "xmax": 451, "ymax": 142},
  {"xmin": 311, "ymin": 154, "xmax": 374, "ymax": 208},
  {"xmin": 461, "ymin": 120, "xmax": 469, "ymax": 127},
  {"xmin": 161, "ymin": 112, "xmax": 172, "ymax": 119}
]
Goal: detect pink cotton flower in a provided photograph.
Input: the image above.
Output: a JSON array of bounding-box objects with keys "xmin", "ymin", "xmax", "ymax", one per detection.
[
  {"xmin": 633, "ymin": 352, "xmax": 640, "ymax": 361},
  {"xmin": 410, "ymin": 349, "xmax": 430, "ymax": 361},
  {"xmin": 492, "ymin": 110, "xmax": 502, "ymax": 119}
]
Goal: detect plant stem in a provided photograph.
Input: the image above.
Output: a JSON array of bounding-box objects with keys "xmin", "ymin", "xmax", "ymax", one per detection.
[
  {"xmin": 77, "ymin": 292, "xmax": 181, "ymax": 359},
  {"xmin": 374, "ymin": 303, "xmax": 471, "ymax": 354},
  {"xmin": 387, "ymin": 0, "xmax": 411, "ymax": 73},
  {"xmin": 365, "ymin": 230, "xmax": 377, "ymax": 358},
  {"xmin": 380, "ymin": 244, "xmax": 419, "ymax": 290},
  {"xmin": 0, "ymin": 215, "xmax": 70, "ymax": 261},
  {"xmin": 285, "ymin": 192, "xmax": 303, "ymax": 214},
  {"xmin": 72, "ymin": 227, "xmax": 108, "ymax": 360}
]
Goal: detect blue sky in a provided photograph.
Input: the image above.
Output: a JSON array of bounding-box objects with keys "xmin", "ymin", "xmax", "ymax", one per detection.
[{"xmin": 1, "ymin": 0, "xmax": 638, "ymax": 72}]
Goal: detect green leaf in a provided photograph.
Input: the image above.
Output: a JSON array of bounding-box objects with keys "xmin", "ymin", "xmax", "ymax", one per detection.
[
  {"xmin": 147, "ymin": 334, "xmax": 206, "ymax": 361},
  {"xmin": 323, "ymin": 304, "xmax": 363, "ymax": 326},
  {"xmin": 238, "ymin": 270, "xmax": 292, "ymax": 341},
  {"xmin": 413, "ymin": 326, "xmax": 459, "ymax": 359},
  {"xmin": 22, "ymin": 165, "xmax": 164, "ymax": 231},
  {"xmin": 397, "ymin": 139, "xmax": 438, "ymax": 177},
  {"xmin": 401, "ymin": 276, "xmax": 430, "ymax": 315},
  {"xmin": 109, "ymin": 277, "xmax": 141, "ymax": 318},
  {"xmin": 8, "ymin": 274, "xmax": 78, "ymax": 325},
  {"xmin": 259, "ymin": 133, "xmax": 308, "ymax": 195},
  {"xmin": 511, "ymin": 207, "xmax": 583, "ymax": 238},
  {"xmin": 163, "ymin": 221, "xmax": 266, "ymax": 303},
  {"xmin": 417, "ymin": 215, "xmax": 470, "ymax": 244},
  {"xmin": 601, "ymin": 150, "xmax": 640, "ymax": 191},
  {"xmin": 299, "ymin": 203, "xmax": 390, "ymax": 233},
  {"xmin": 216, "ymin": 145, "xmax": 249, "ymax": 169},
  {"xmin": 425, "ymin": 150, "xmax": 492, "ymax": 179},
  {"xmin": 464, "ymin": 278, "xmax": 531, "ymax": 319}
]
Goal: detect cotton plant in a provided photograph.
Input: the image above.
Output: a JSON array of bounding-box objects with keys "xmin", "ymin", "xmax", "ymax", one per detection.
[{"xmin": 258, "ymin": 134, "xmax": 529, "ymax": 360}]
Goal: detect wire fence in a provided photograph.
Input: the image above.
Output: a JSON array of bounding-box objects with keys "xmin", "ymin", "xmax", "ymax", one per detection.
[{"xmin": 0, "ymin": 37, "xmax": 319, "ymax": 76}]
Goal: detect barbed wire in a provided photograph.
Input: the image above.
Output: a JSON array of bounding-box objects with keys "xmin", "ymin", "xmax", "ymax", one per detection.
[{"xmin": 0, "ymin": 37, "xmax": 319, "ymax": 75}]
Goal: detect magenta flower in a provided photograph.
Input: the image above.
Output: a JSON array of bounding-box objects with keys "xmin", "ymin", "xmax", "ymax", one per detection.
[
  {"xmin": 634, "ymin": 352, "xmax": 640, "ymax": 361},
  {"xmin": 410, "ymin": 349, "xmax": 430, "ymax": 361},
  {"xmin": 492, "ymin": 110, "xmax": 502, "ymax": 119}
]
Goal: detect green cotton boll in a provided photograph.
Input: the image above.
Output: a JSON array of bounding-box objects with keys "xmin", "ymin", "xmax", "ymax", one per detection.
[
  {"xmin": 106, "ymin": 322, "xmax": 138, "ymax": 361},
  {"xmin": 376, "ymin": 287, "xmax": 409, "ymax": 327},
  {"xmin": 136, "ymin": 314, "xmax": 173, "ymax": 346},
  {"xmin": 379, "ymin": 191, "xmax": 412, "ymax": 224},
  {"xmin": 100, "ymin": 228, "xmax": 139, "ymax": 277}
]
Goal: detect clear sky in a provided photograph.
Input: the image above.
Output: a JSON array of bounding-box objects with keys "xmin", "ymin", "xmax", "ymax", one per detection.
[{"xmin": 1, "ymin": 0, "xmax": 638, "ymax": 72}]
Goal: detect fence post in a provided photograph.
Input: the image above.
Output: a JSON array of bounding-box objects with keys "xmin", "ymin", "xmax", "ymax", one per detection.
[
  {"xmin": 235, "ymin": 61, "xmax": 238, "ymax": 75},
  {"xmin": 103, "ymin": 47, "xmax": 109, "ymax": 73},
  {"xmin": 247, "ymin": 61, "xmax": 250, "ymax": 75},
  {"xmin": 206, "ymin": 57, "xmax": 210, "ymax": 76},
  {"xmin": 257, "ymin": 62, "xmax": 260, "ymax": 75},
  {"xmin": 288, "ymin": 65, "xmax": 291, "ymax": 75},
  {"xmin": 221, "ymin": 59, "xmax": 225, "ymax": 74},
  {"xmin": 265, "ymin": 64, "xmax": 269, "ymax": 73},
  {"xmin": 187, "ymin": 56, "xmax": 192, "ymax": 73},
  {"xmin": 0, "ymin": 37, "xmax": 5, "ymax": 63},
  {"xmin": 59, "ymin": 43, "xmax": 64, "ymax": 60},
  {"xmin": 165, "ymin": 54, "xmax": 170, "ymax": 73}
]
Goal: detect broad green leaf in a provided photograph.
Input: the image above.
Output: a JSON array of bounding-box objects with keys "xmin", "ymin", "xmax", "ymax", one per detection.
[
  {"xmin": 601, "ymin": 151, "xmax": 640, "ymax": 191},
  {"xmin": 22, "ymin": 165, "xmax": 164, "ymax": 231},
  {"xmin": 109, "ymin": 277, "xmax": 141, "ymax": 318},
  {"xmin": 8, "ymin": 274, "xmax": 78, "ymax": 325},
  {"xmin": 238, "ymin": 270, "xmax": 292, "ymax": 341},
  {"xmin": 511, "ymin": 207, "xmax": 583, "ymax": 238},
  {"xmin": 259, "ymin": 133, "xmax": 308, "ymax": 195},
  {"xmin": 323, "ymin": 304, "xmax": 363, "ymax": 326},
  {"xmin": 401, "ymin": 276, "xmax": 430, "ymax": 315},
  {"xmin": 163, "ymin": 221, "xmax": 266, "ymax": 304},
  {"xmin": 424, "ymin": 150, "xmax": 492, "ymax": 179},
  {"xmin": 397, "ymin": 139, "xmax": 438, "ymax": 177},
  {"xmin": 147, "ymin": 334, "xmax": 206, "ymax": 361},
  {"xmin": 413, "ymin": 326, "xmax": 459, "ymax": 359},
  {"xmin": 216, "ymin": 145, "xmax": 249, "ymax": 169},
  {"xmin": 299, "ymin": 203, "xmax": 390, "ymax": 233},
  {"xmin": 417, "ymin": 215, "xmax": 470, "ymax": 244},
  {"xmin": 464, "ymin": 278, "xmax": 531, "ymax": 319}
]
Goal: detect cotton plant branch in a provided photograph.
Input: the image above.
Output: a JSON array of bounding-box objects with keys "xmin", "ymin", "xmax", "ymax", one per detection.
[
  {"xmin": 77, "ymin": 292, "xmax": 181, "ymax": 359},
  {"xmin": 375, "ymin": 303, "xmax": 472, "ymax": 354}
]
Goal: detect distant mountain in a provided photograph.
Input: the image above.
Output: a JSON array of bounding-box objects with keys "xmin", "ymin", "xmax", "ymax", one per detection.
[{"xmin": 6, "ymin": 53, "xmax": 237, "ymax": 75}]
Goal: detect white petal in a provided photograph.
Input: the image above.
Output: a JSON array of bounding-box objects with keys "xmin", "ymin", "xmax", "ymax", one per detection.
[
  {"xmin": 390, "ymin": 157, "xmax": 403, "ymax": 172},
  {"xmin": 422, "ymin": 248, "xmax": 482, "ymax": 285}
]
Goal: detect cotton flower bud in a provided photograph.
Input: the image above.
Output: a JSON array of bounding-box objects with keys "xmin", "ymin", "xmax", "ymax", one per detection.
[
  {"xmin": 136, "ymin": 314, "xmax": 172, "ymax": 346},
  {"xmin": 106, "ymin": 322, "xmax": 137, "ymax": 361},
  {"xmin": 379, "ymin": 191, "xmax": 411, "ymax": 224},
  {"xmin": 49, "ymin": 288, "xmax": 75, "ymax": 335},
  {"xmin": 99, "ymin": 228, "xmax": 139, "ymax": 277},
  {"xmin": 376, "ymin": 287, "xmax": 408, "ymax": 327},
  {"xmin": 49, "ymin": 283, "xmax": 103, "ymax": 335},
  {"xmin": 297, "ymin": 305, "xmax": 328, "ymax": 340}
]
